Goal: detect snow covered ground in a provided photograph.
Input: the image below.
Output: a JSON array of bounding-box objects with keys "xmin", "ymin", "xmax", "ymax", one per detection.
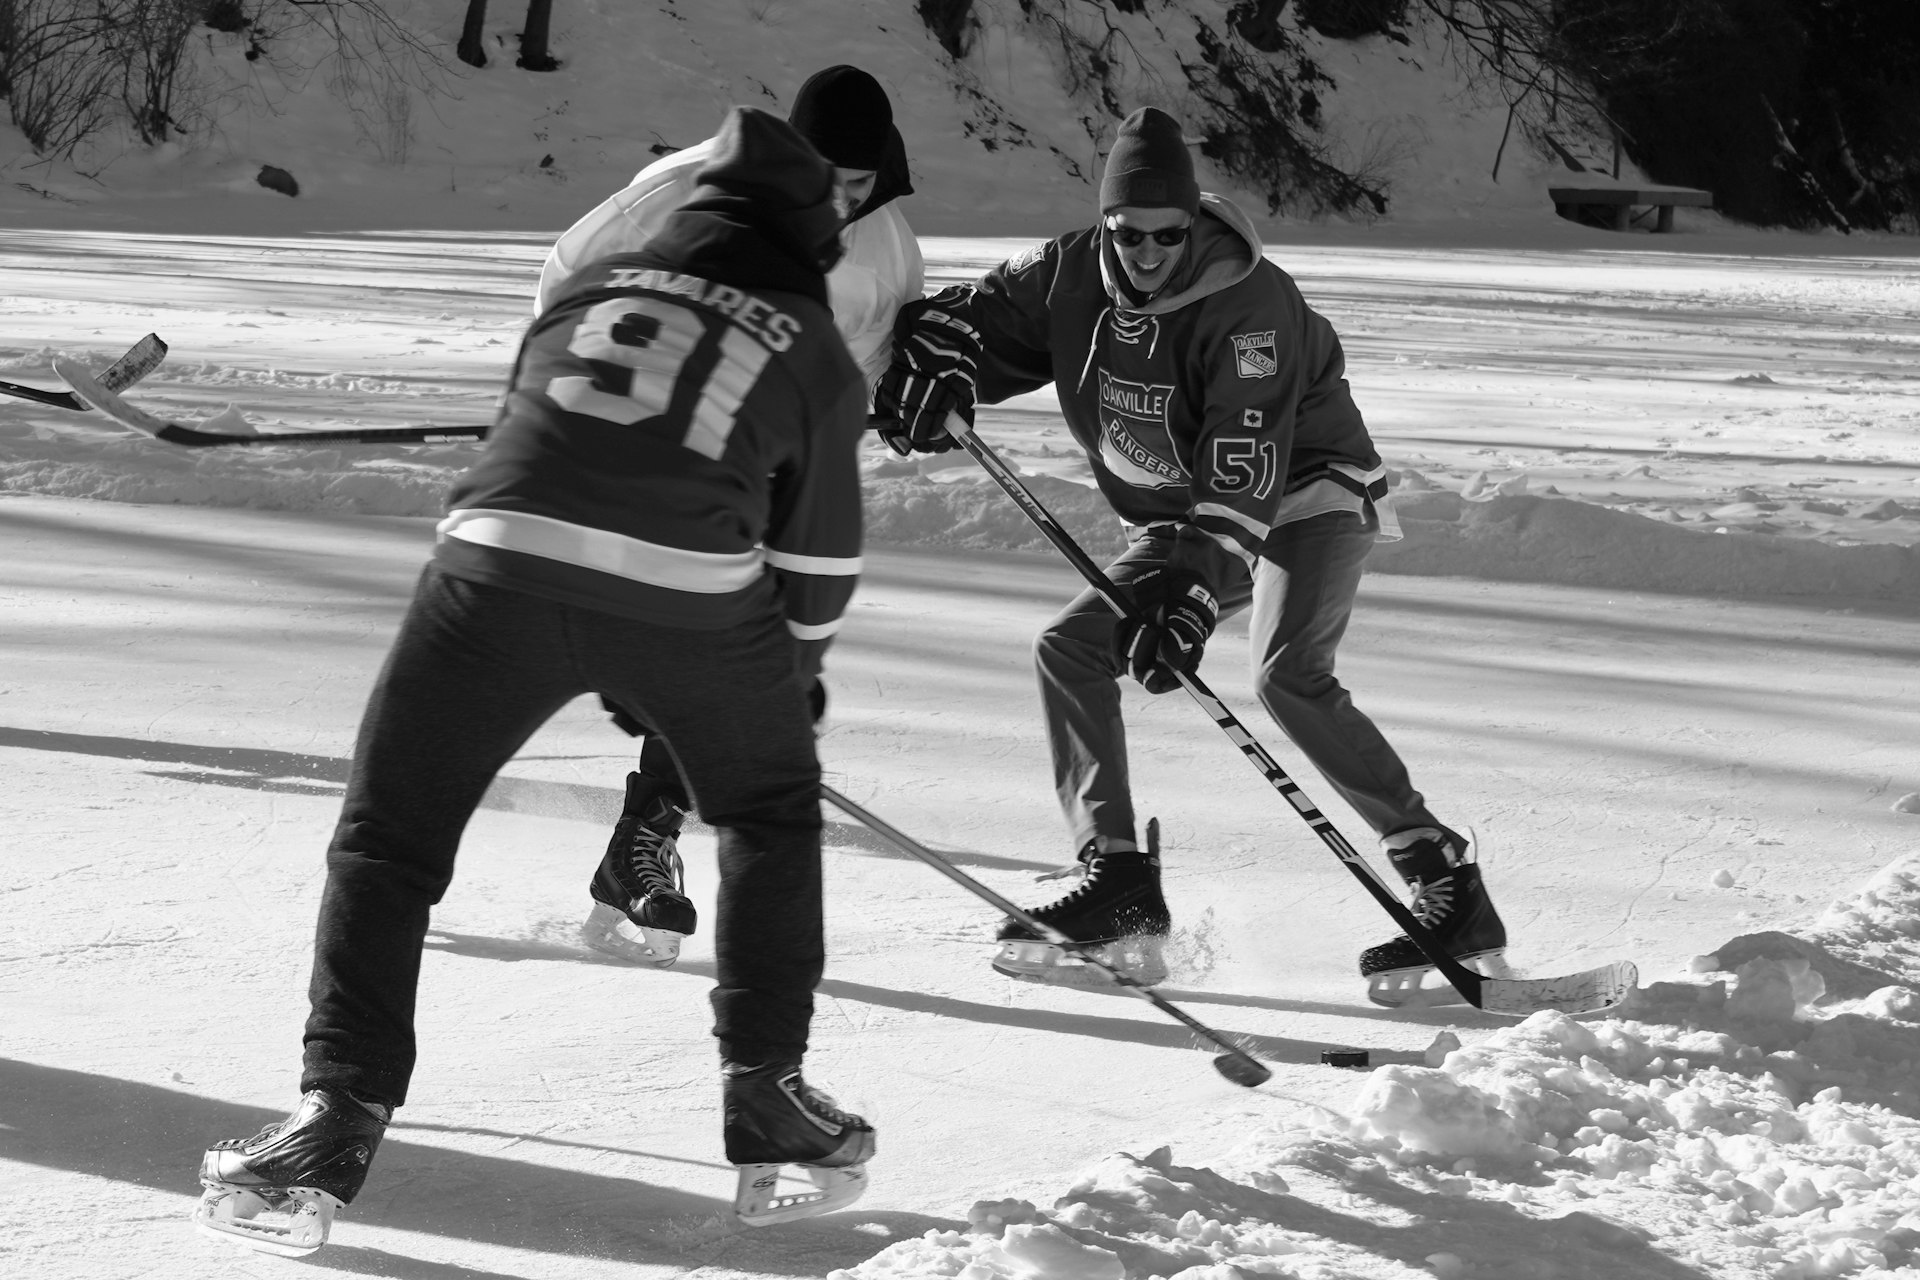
[
  {"xmin": 2, "ymin": 4, "xmax": 1920, "ymax": 1274},
  {"xmin": 2, "ymin": 225, "xmax": 1920, "ymax": 1280}
]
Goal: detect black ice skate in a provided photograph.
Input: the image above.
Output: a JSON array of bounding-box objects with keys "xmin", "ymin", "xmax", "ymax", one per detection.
[
  {"xmin": 1360, "ymin": 827, "xmax": 1508, "ymax": 1008},
  {"xmin": 192, "ymin": 1088, "xmax": 391, "ymax": 1256},
  {"xmin": 723, "ymin": 1060, "xmax": 876, "ymax": 1226},
  {"xmin": 584, "ymin": 772, "xmax": 696, "ymax": 967},
  {"xmin": 992, "ymin": 821, "xmax": 1172, "ymax": 988}
]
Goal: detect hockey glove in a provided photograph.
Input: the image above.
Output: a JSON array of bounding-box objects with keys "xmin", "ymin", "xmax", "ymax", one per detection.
[
  {"xmin": 1112, "ymin": 566, "xmax": 1219, "ymax": 695},
  {"xmin": 873, "ymin": 286, "xmax": 980, "ymax": 456},
  {"xmin": 807, "ymin": 678, "xmax": 828, "ymax": 726}
]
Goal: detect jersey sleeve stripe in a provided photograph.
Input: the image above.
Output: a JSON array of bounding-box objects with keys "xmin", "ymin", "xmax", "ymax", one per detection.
[
  {"xmin": 438, "ymin": 508, "xmax": 762, "ymax": 593},
  {"xmin": 764, "ymin": 549, "xmax": 864, "ymax": 576},
  {"xmin": 1200, "ymin": 525, "xmax": 1259, "ymax": 569},
  {"xmin": 786, "ymin": 618, "xmax": 842, "ymax": 641},
  {"xmin": 1193, "ymin": 501, "xmax": 1272, "ymax": 541}
]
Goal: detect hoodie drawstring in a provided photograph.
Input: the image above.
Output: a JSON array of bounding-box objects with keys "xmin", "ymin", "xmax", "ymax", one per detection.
[{"xmin": 1076, "ymin": 305, "xmax": 1110, "ymax": 393}]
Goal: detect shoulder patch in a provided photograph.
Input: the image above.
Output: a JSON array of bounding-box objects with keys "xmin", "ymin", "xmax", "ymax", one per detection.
[
  {"xmin": 1006, "ymin": 241, "xmax": 1048, "ymax": 276},
  {"xmin": 1230, "ymin": 330, "xmax": 1277, "ymax": 379}
]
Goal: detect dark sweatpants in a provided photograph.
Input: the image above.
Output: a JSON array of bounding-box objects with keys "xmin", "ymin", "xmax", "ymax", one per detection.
[
  {"xmin": 300, "ymin": 564, "xmax": 823, "ymax": 1107},
  {"xmin": 1035, "ymin": 510, "xmax": 1441, "ymax": 850}
]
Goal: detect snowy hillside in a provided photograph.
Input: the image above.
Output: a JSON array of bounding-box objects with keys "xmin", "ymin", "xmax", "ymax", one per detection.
[{"xmin": 0, "ymin": 0, "xmax": 1611, "ymax": 236}]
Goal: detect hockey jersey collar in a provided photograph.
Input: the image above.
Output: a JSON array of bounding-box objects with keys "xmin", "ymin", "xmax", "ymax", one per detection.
[{"xmin": 1097, "ymin": 192, "xmax": 1261, "ymax": 316}]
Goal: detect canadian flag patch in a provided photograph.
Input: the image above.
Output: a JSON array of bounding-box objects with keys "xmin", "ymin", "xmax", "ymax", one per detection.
[{"xmin": 1231, "ymin": 330, "xmax": 1278, "ymax": 379}]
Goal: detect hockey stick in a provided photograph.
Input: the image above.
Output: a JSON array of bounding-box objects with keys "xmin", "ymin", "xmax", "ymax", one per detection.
[
  {"xmin": 918, "ymin": 413, "xmax": 1635, "ymax": 1018},
  {"xmin": 51, "ymin": 358, "xmax": 488, "ymax": 447},
  {"xmin": 819, "ymin": 783, "xmax": 1271, "ymax": 1088},
  {"xmin": 0, "ymin": 334, "xmax": 169, "ymax": 410}
]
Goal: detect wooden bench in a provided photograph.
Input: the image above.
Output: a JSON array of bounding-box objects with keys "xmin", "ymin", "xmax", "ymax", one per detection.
[{"xmin": 1550, "ymin": 185, "xmax": 1714, "ymax": 232}]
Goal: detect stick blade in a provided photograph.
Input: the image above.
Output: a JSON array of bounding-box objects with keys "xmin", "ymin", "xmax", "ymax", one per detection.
[
  {"xmin": 1212, "ymin": 1051, "xmax": 1271, "ymax": 1088},
  {"xmin": 51, "ymin": 357, "xmax": 166, "ymax": 436},
  {"xmin": 1478, "ymin": 960, "xmax": 1638, "ymax": 1017},
  {"xmin": 97, "ymin": 333, "xmax": 169, "ymax": 392}
]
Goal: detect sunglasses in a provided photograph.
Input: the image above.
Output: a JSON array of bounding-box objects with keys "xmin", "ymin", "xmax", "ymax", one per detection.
[{"xmin": 1106, "ymin": 222, "xmax": 1191, "ymax": 248}]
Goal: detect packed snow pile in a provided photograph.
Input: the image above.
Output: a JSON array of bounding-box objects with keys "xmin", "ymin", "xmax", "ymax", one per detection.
[
  {"xmin": 6, "ymin": 415, "xmax": 1915, "ymax": 602},
  {"xmin": 836, "ymin": 855, "xmax": 1920, "ymax": 1280},
  {"xmin": 1376, "ymin": 483, "xmax": 1920, "ymax": 602}
]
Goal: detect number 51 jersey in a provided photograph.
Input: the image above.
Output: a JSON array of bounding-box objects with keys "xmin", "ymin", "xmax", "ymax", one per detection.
[{"xmin": 435, "ymin": 255, "xmax": 868, "ymax": 678}]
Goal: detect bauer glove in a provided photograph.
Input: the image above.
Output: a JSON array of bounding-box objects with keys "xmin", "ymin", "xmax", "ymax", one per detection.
[
  {"xmin": 1112, "ymin": 564, "xmax": 1219, "ymax": 695},
  {"xmin": 873, "ymin": 286, "xmax": 980, "ymax": 456}
]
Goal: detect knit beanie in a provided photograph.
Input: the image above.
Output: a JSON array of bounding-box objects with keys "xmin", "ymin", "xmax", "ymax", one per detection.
[
  {"xmin": 1098, "ymin": 107, "xmax": 1200, "ymax": 216},
  {"xmin": 788, "ymin": 65, "xmax": 893, "ymax": 171}
]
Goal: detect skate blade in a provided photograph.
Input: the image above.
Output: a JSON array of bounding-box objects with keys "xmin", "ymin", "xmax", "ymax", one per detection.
[
  {"xmin": 733, "ymin": 1161, "xmax": 868, "ymax": 1226},
  {"xmin": 992, "ymin": 936, "xmax": 1168, "ymax": 989},
  {"xmin": 1366, "ymin": 949, "xmax": 1510, "ymax": 1009},
  {"xmin": 583, "ymin": 902, "xmax": 683, "ymax": 968},
  {"xmin": 193, "ymin": 1184, "xmax": 338, "ymax": 1257}
]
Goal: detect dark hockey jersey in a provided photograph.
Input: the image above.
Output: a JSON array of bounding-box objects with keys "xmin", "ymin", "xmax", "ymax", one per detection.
[
  {"xmin": 435, "ymin": 111, "xmax": 866, "ymax": 679},
  {"xmin": 965, "ymin": 193, "xmax": 1383, "ymax": 596}
]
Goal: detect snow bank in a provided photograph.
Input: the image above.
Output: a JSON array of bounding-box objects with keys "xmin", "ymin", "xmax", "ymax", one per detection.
[
  {"xmin": 6, "ymin": 426, "xmax": 1914, "ymax": 603},
  {"xmin": 1377, "ymin": 484, "xmax": 1920, "ymax": 602},
  {"xmin": 837, "ymin": 855, "xmax": 1920, "ymax": 1280}
]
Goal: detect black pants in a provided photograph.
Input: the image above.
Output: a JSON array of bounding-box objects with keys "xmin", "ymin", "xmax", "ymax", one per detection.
[
  {"xmin": 300, "ymin": 564, "xmax": 823, "ymax": 1106},
  {"xmin": 1035, "ymin": 512, "xmax": 1438, "ymax": 850}
]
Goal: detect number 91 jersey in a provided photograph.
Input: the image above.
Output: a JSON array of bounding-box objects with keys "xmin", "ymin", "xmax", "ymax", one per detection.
[{"xmin": 436, "ymin": 256, "xmax": 867, "ymax": 668}]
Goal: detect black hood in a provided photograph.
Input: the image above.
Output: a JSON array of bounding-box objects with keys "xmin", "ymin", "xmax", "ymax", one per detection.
[
  {"xmin": 849, "ymin": 124, "xmax": 914, "ymax": 225},
  {"xmin": 627, "ymin": 106, "xmax": 843, "ymax": 307}
]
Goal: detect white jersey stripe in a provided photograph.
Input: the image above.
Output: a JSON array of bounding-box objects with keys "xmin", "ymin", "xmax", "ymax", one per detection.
[
  {"xmin": 765, "ymin": 549, "xmax": 863, "ymax": 576},
  {"xmin": 786, "ymin": 618, "xmax": 842, "ymax": 641},
  {"xmin": 1193, "ymin": 502, "xmax": 1272, "ymax": 541},
  {"xmin": 437, "ymin": 508, "xmax": 762, "ymax": 594},
  {"xmin": 1202, "ymin": 526, "xmax": 1258, "ymax": 569}
]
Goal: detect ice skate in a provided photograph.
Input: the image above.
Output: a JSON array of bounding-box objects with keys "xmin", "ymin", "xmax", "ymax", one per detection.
[
  {"xmin": 723, "ymin": 1060, "xmax": 875, "ymax": 1226},
  {"xmin": 193, "ymin": 1088, "xmax": 390, "ymax": 1257},
  {"xmin": 993, "ymin": 822, "xmax": 1171, "ymax": 988},
  {"xmin": 584, "ymin": 772, "xmax": 696, "ymax": 967},
  {"xmin": 1361, "ymin": 827, "xmax": 1508, "ymax": 1008}
]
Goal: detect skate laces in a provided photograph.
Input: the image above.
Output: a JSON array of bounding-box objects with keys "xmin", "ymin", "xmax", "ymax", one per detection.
[
  {"xmin": 1407, "ymin": 874, "xmax": 1458, "ymax": 926},
  {"xmin": 1035, "ymin": 853, "xmax": 1150, "ymax": 914},
  {"xmin": 792, "ymin": 1076, "xmax": 862, "ymax": 1129},
  {"xmin": 621, "ymin": 821, "xmax": 687, "ymax": 899}
]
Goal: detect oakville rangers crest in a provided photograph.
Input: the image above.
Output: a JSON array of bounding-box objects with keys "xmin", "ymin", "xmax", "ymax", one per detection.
[
  {"xmin": 1097, "ymin": 370, "xmax": 1185, "ymax": 490},
  {"xmin": 1231, "ymin": 330, "xmax": 1277, "ymax": 379},
  {"xmin": 1007, "ymin": 241, "xmax": 1047, "ymax": 275}
]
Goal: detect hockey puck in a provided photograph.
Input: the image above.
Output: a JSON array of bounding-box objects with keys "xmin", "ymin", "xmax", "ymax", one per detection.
[{"xmin": 1321, "ymin": 1047, "xmax": 1369, "ymax": 1070}]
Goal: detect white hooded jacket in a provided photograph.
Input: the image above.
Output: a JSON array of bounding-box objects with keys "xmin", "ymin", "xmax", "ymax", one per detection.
[{"xmin": 536, "ymin": 138, "xmax": 924, "ymax": 392}]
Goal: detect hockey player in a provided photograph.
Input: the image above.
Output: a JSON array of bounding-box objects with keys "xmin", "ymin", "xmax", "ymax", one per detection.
[
  {"xmin": 194, "ymin": 107, "xmax": 875, "ymax": 1256},
  {"xmin": 874, "ymin": 107, "xmax": 1505, "ymax": 1003},
  {"xmin": 538, "ymin": 64, "xmax": 923, "ymax": 971},
  {"xmin": 538, "ymin": 64, "xmax": 922, "ymax": 386}
]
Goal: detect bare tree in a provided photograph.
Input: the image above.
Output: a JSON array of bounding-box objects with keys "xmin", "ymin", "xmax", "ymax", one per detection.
[
  {"xmin": 518, "ymin": 0, "xmax": 558, "ymax": 71},
  {"xmin": 457, "ymin": 0, "xmax": 487, "ymax": 67}
]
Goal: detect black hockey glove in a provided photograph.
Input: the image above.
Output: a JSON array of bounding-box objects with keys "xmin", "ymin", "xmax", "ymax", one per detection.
[
  {"xmin": 807, "ymin": 678, "xmax": 828, "ymax": 725},
  {"xmin": 873, "ymin": 286, "xmax": 979, "ymax": 456},
  {"xmin": 1112, "ymin": 565, "xmax": 1219, "ymax": 695}
]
